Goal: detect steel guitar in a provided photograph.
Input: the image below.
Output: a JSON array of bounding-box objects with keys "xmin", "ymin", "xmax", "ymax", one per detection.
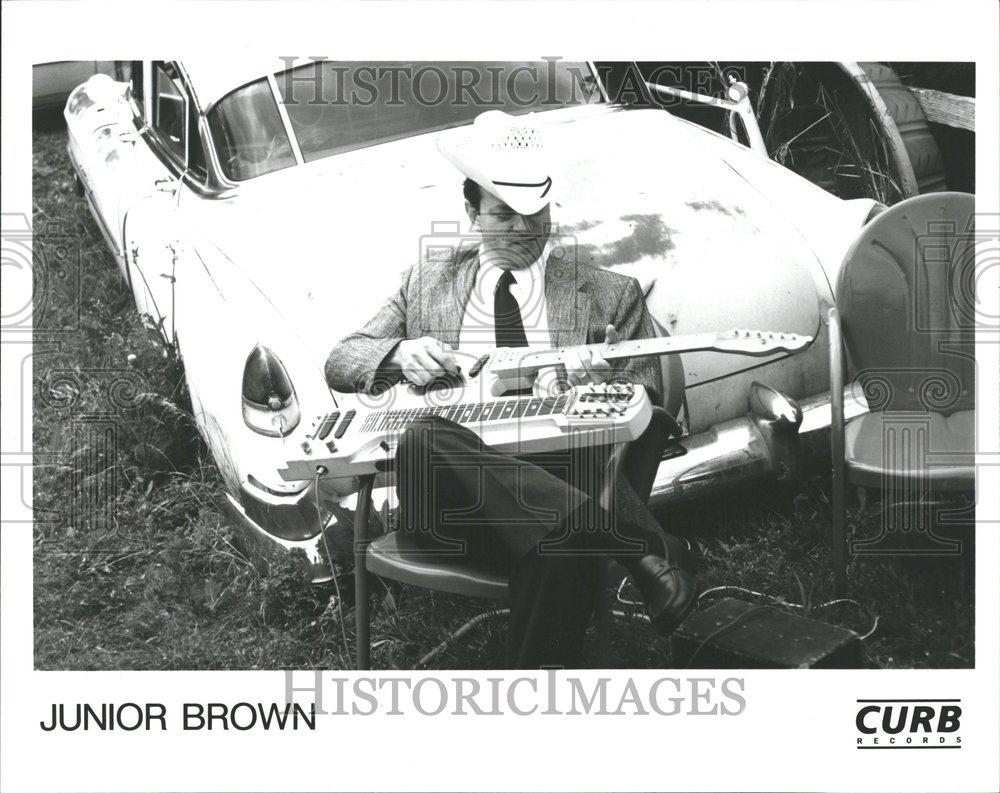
[{"xmin": 278, "ymin": 329, "xmax": 812, "ymax": 482}]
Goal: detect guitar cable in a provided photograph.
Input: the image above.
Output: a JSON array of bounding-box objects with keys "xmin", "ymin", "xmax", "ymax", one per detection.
[
  {"xmin": 697, "ymin": 585, "xmax": 880, "ymax": 640},
  {"xmin": 615, "ymin": 577, "xmax": 880, "ymax": 645},
  {"xmin": 314, "ymin": 469, "xmax": 352, "ymax": 663}
]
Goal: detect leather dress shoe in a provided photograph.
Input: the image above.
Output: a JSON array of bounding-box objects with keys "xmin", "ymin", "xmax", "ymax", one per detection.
[
  {"xmin": 633, "ymin": 533, "xmax": 699, "ymax": 635},
  {"xmin": 660, "ymin": 533, "xmax": 698, "ymax": 574},
  {"xmin": 634, "ymin": 560, "xmax": 698, "ymax": 636}
]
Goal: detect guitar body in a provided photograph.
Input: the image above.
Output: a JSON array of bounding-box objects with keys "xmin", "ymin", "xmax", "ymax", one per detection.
[
  {"xmin": 278, "ymin": 381, "xmax": 652, "ymax": 482},
  {"xmin": 279, "ymin": 328, "xmax": 813, "ymax": 484}
]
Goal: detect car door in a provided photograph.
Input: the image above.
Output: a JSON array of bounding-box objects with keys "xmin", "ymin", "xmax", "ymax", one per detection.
[{"xmin": 121, "ymin": 61, "xmax": 213, "ymax": 346}]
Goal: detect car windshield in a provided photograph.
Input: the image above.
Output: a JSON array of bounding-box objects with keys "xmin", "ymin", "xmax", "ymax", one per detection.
[{"xmin": 209, "ymin": 61, "xmax": 603, "ymax": 181}]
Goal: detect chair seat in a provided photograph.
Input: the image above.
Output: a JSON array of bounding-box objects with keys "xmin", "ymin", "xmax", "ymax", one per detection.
[
  {"xmin": 845, "ymin": 409, "xmax": 974, "ymax": 490},
  {"xmin": 366, "ymin": 531, "xmax": 509, "ymax": 600}
]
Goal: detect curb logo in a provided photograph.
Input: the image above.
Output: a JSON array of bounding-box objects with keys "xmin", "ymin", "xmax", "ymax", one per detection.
[{"xmin": 856, "ymin": 699, "xmax": 962, "ymax": 749}]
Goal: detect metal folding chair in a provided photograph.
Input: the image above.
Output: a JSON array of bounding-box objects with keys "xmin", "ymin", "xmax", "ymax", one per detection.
[
  {"xmin": 351, "ymin": 407, "xmax": 676, "ymax": 669},
  {"xmin": 828, "ymin": 193, "xmax": 976, "ymax": 594}
]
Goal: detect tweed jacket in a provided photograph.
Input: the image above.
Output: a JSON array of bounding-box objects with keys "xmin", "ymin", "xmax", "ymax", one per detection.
[{"xmin": 325, "ymin": 244, "xmax": 663, "ymax": 404}]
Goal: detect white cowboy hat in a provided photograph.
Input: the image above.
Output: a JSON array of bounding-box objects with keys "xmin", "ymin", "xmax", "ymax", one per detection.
[{"xmin": 437, "ymin": 110, "xmax": 555, "ymax": 216}]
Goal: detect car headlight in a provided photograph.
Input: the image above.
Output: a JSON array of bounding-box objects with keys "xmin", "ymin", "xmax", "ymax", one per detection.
[{"xmin": 241, "ymin": 345, "xmax": 300, "ymax": 437}]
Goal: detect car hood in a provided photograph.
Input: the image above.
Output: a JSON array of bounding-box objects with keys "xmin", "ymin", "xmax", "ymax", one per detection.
[{"xmin": 188, "ymin": 105, "xmax": 840, "ymax": 383}]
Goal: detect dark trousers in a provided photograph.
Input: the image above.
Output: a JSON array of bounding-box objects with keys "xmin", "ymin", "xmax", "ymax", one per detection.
[{"xmin": 394, "ymin": 415, "xmax": 664, "ymax": 668}]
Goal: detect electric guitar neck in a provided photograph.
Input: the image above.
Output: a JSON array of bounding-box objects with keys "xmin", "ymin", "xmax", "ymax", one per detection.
[{"xmin": 486, "ymin": 328, "xmax": 813, "ymax": 380}]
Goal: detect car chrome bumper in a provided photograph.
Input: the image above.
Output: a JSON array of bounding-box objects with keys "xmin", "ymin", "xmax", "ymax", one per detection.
[
  {"xmin": 649, "ymin": 384, "xmax": 868, "ymax": 508},
  {"xmin": 223, "ymin": 493, "xmax": 332, "ymax": 582}
]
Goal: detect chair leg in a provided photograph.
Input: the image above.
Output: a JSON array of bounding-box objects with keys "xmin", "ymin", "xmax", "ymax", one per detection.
[
  {"xmin": 828, "ymin": 307, "xmax": 848, "ymax": 596},
  {"xmin": 831, "ymin": 468, "xmax": 848, "ymax": 596},
  {"xmin": 353, "ymin": 474, "xmax": 376, "ymax": 670}
]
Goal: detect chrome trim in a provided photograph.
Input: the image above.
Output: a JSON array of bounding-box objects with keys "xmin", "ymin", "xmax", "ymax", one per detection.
[
  {"xmin": 197, "ymin": 115, "xmax": 240, "ymax": 194},
  {"xmin": 140, "ymin": 125, "xmax": 235, "ymax": 199},
  {"xmin": 645, "ymin": 79, "xmax": 768, "ymax": 155},
  {"xmin": 267, "ymin": 72, "xmax": 305, "ymax": 166},
  {"xmin": 175, "ymin": 60, "xmax": 241, "ymax": 194},
  {"xmin": 224, "ymin": 492, "xmax": 332, "ymax": 583},
  {"xmin": 748, "ymin": 383, "xmax": 803, "ymax": 481},
  {"xmin": 649, "ymin": 385, "xmax": 869, "ymax": 508},
  {"xmin": 649, "ymin": 415, "xmax": 773, "ymax": 507},
  {"xmin": 245, "ymin": 473, "xmax": 308, "ymax": 500},
  {"xmin": 749, "ymin": 382, "xmax": 803, "ymax": 427},
  {"xmin": 138, "ymin": 61, "xmax": 237, "ymax": 200},
  {"xmin": 798, "ymin": 384, "xmax": 870, "ymax": 435}
]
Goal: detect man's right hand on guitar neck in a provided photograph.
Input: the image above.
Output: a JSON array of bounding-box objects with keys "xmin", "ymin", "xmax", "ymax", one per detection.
[{"xmin": 388, "ymin": 337, "xmax": 461, "ymax": 386}]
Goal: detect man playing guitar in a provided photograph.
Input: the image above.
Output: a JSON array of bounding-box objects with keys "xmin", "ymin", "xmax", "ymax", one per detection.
[{"xmin": 324, "ymin": 111, "xmax": 697, "ymax": 667}]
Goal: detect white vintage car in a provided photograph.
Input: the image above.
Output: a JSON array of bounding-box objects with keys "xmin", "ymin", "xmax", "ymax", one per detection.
[{"xmin": 66, "ymin": 59, "xmax": 882, "ymax": 578}]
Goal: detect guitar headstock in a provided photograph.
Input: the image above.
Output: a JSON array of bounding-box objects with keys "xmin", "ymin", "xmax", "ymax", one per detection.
[{"xmin": 714, "ymin": 329, "xmax": 813, "ymax": 356}]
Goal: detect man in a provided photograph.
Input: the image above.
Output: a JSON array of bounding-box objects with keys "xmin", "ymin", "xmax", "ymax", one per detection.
[{"xmin": 326, "ymin": 111, "xmax": 696, "ymax": 667}]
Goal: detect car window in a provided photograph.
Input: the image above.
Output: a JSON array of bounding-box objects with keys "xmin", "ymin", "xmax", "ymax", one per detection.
[
  {"xmin": 207, "ymin": 79, "xmax": 296, "ymax": 181},
  {"xmin": 152, "ymin": 61, "xmax": 186, "ymax": 162},
  {"xmin": 275, "ymin": 61, "xmax": 603, "ymax": 163}
]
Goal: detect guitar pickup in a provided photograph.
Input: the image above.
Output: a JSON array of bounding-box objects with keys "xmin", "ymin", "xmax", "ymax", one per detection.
[
  {"xmin": 315, "ymin": 411, "xmax": 341, "ymax": 440},
  {"xmin": 334, "ymin": 409, "xmax": 357, "ymax": 439}
]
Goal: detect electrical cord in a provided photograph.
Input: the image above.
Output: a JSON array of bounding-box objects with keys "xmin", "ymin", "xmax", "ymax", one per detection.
[
  {"xmin": 615, "ymin": 577, "xmax": 880, "ymax": 642},
  {"xmin": 698, "ymin": 585, "xmax": 880, "ymax": 640},
  {"xmin": 314, "ymin": 470, "xmax": 352, "ymax": 663},
  {"xmin": 415, "ymin": 608, "xmax": 510, "ymax": 669}
]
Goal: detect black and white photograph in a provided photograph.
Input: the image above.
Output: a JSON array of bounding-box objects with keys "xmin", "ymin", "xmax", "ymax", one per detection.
[{"xmin": 2, "ymin": 2, "xmax": 998, "ymax": 791}]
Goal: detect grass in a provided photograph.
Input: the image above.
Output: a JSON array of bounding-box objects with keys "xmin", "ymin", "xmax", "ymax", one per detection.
[{"xmin": 32, "ymin": 120, "xmax": 974, "ymax": 671}]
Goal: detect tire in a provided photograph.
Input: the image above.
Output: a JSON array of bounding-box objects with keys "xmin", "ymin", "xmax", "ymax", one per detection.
[
  {"xmin": 756, "ymin": 62, "xmax": 947, "ymax": 203},
  {"xmin": 848, "ymin": 62, "xmax": 947, "ymax": 197}
]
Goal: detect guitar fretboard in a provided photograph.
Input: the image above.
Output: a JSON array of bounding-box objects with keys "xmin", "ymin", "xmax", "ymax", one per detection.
[{"xmin": 359, "ymin": 394, "xmax": 570, "ymax": 434}]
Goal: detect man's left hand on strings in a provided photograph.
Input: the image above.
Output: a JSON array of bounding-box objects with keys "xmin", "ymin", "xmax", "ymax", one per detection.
[{"xmin": 563, "ymin": 323, "xmax": 619, "ymax": 386}]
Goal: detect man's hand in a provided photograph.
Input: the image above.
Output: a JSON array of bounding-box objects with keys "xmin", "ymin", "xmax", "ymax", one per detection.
[
  {"xmin": 533, "ymin": 365, "xmax": 563, "ymax": 398},
  {"xmin": 563, "ymin": 324, "xmax": 619, "ymax": 387},
  {"xmin": 388, "ymin": 337, "xmax": 459, "ymax": 386}
]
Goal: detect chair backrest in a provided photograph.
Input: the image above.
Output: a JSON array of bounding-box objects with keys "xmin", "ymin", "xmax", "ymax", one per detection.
[{"xmin": 835, "ymin": 192, "xmax": 976, "ymax": 416}]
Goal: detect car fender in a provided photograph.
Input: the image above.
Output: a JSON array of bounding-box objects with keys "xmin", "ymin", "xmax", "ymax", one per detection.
[{"xmin": 166, "ymin": 235, "xmax": 340, "ymax": 501}]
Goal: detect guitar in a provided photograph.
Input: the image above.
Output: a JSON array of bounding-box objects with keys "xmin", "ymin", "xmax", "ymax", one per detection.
[
  {"xmin": 471, "ymin": 328, "xmax": 812, "ymax": 396},
  {"xmin": 278, "ymin": 328, "xmax": 812, "ymax": 482}
]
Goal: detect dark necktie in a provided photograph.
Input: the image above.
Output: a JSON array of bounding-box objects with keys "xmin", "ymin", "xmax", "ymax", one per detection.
[{"xmin": 494, "ymin": 270, "xmax": 529, "ymax": 348}]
